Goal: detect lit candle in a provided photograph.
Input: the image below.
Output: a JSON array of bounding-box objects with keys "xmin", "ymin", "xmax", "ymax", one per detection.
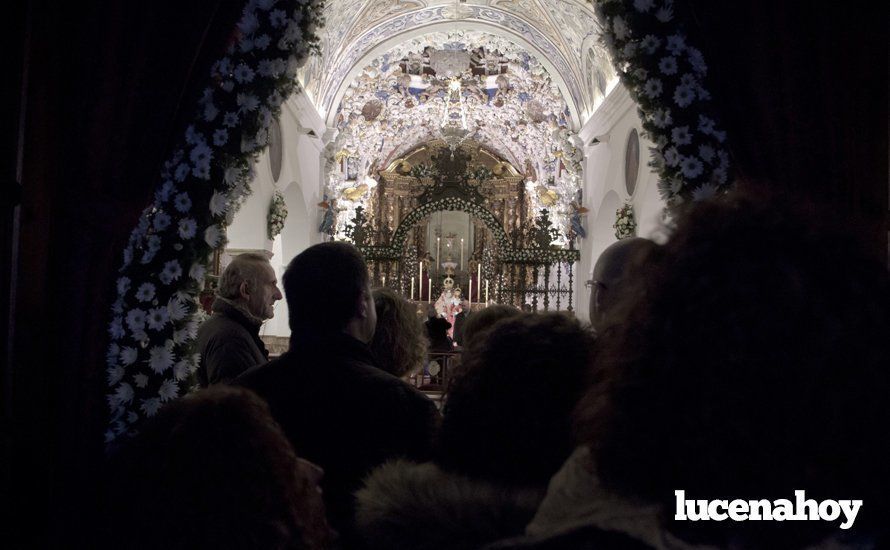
[
  {"xmin": 477, "ymin": 264, "xmax": 481, "ymax": 299},
  {"xmin": 419, "ymin": 261, "xmax": 423, "ymax": 285},
  {"xmin": 411, "ymin": 277, "xmax": 415, "ymax": 300},
  {"xmin": 460, "ymin": 238, "xmax": 464, "ymax": 270},
  {"xmin": 485, "ymin": 279, "xmax": 489, "ymax": 304},
  {"xmin": 381, "ymin": 274, "xmax": 386, "ymax": 287},
  {"xmin": 436, "ymin": 237, "xmax": 440, "ymax": 268},
  {"xmin": 428, "ymin": 278, "xmax": 432, "ymax": 303},
  {"xmin": 469, "ymin": 279, "xmax": 473, "ymax": 308}
]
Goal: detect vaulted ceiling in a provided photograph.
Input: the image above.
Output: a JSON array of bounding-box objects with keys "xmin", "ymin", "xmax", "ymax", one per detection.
[{"xmin": 298, "ymin": 0, "xmax": 615, "ymax": 125}]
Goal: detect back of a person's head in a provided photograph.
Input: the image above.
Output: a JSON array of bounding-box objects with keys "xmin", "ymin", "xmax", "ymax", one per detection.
[
  {"xmin": 284, "ymin": 241, "xmax": 368, "ymax": 339},
  {"xmin": 439, "ymin": 312, "xmax": 595, "ymax": 487},
  {"xmin": 108, "ymin": 386, "xmax": 330, "ymax": 549},
  {"xmin": 590, "ymin": 237, "xmax": 660, "ymax": 329},
  {"xmin": 578, "ymin": 188, "xmax": 890, "ymax": 544},
  {"xmin": 371, "ymin": 287, "xmax": 427, "ymax": 377},
  {"xmin": 459, "ymin": 305, "xmax": 523, "ymax": 351}
]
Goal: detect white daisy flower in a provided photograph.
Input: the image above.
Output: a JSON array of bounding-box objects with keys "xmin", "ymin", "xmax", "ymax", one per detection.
[
  {"xmin": 656, "ymin": 4, "xmax": 674, "ymax": 22},
  {"xmin": 236, "ymin": 93, "xmax": 260, "ymax": 113},
  {"xmin": 223, "ymin": 166, "xmax": 241, "ymax": 185},
  {"xmin": 671, "ymin": 126, "xmax": 692, "ymax": 146},
  {"xmin": 122, "ymin": 246, "xmax": 133, "ymax": 267},
  {"xmin": 107, "ymin": 365, "xmax": 125, "ymax": 385},
  {"xmin": 204, "ymin": 102, "xmax": 219, "ymax": 122},
  {"xmin": 663, "ymin": 146, "xmax": 680, "ymax": 167},
  {"xmin": 712, "ymin": 129, "xmax": 727, "ymax": 143},
  {"xmin": 680, "ymin": 155, "xmax": 704, "ymax": 179},
  {"xmin": 189, "ymin": 261, "xmax": 206, "ymax": 282},
  {"xmin": 698, "ymin": 144, "xmax": 716, "ymax": 163},
  {"xmin": 673, "ymin": 84, "xmax": 695, "ymax": 107},
  {"xmin": 633, "ymin": 0, "xmax": 654, "ymax": 12},
  {"xmin": 148, "ymin": 345, "xmax": 174, "ymax": 374},
  {"xmin": 640, "ymin": 35, "xmax": 660, "ymax": 54},
  {"xmin": 698, "ymin": 115, "xmax": 716, "ymax": 135},
  {"xmin": 712, "ymin": 166, "xmax": 728, "ymax": 184},
  {"xmin": 623, "ymin": 42, "xmax": 637, "ymax": 58},
  {"xmin": 687, "ymin": 47, "xmax": 707, "ymax": 75},
  {"xmin": 221, "ymin": 80, "xmax": 235, "ymax": 93},
  {"xmin": 643, "ymin": 78, "xmax": 663, "ymax": 98},
  {"xmin": 238, "ymin": 10, "xmax": 260, "ymax": 35},
  {"xmin": 254, "ymin": 34, "xmax": 271, "ymax": 50},
  {"xmin": 111, "ymin": 298, "xmax": 125, "ymax": 315},
  {"xmin": 269, "ymin": 9, "xmax": 286, "ymax": 28},
  {"xmin": 114, "ymin": 382, "xmax": 135, "ymax": 404},
  {"xmin": 174, "ymin": 163, "xmax": 190, "ymax": 182},
  {"xmin": 178, "ymin": 218, "xmax": 197, "ymax": 240},
  {"xmin": 612, "ymin": 16, "xmax": 629, "ymax": 41},
  {"xmin": 109, "ymin": 317, "xmax": 125, "ymax": 339},
  {"xmin": 257, "ymin": 59, "xmax": 275, "ymax": 77},
  {"xmin": 120, "ymin": 346, "xmax": 138, "ymax": 365},
  {"xmin": 256, "ymin": 0, "xmax": 276, "ymax": 10},
  {"xmin": 632, "ymin": 68, "xmax": 648, "ymax": 81},
  {"xmin": 147, "ymin": 235, "xmax": 161, "ymax": 253},
  {"xmin": 173, "ymin": 360, "xmax": 190, "ymax": 381},
  {"xmin": 209, "ymin": 191, "xmax": 228, "ymax": 217},
  {"xmin": 127, "ymin": 411, "xmax": 138, "ymax": 424},
  {"xmin": 666, "ymin": 34, "xmax": 686, "ymax": 55},
  {"xmin": 134, "ymin": 373, "xmax": 149, "ymax": 388},
  {"xmin": 192, "ymin": 162, "xmax": 211, "ymax": 180},
  {"xmin": 692, "ymin": 182, "xmax": 718, "ymax": 201},
  {"xmin": 205, "ymin": 225, "xmax": 222, "ymax": 248},
  {"xmin": 223, "ymin": 112, "xmax": 239, "ymax": 127},
  {"xmin": 155, "ymin": 181, "xmax": 176, "ymax": 203},
  {"xmin": 126, "ymin": 309, "xmax": 146, "ymax": 332},
  {"xmin": 147, "ymin": 307, "xmax": 170, "ymax": 331},
  {"xmin": 185, "ymin": 321, "xmax": 200, "ymax": 341},
  {"xmin": 213, "ymin": 129, "xmax": 228, "ymax": 146},
  {"xmin": 651, "ymin": 108, "xmax": 673, "ymax": 128},
  {"xmin": 167, "ymin": 298, "xmax": 188, "ymax": 321},
  {"xmin": 670, "ymin": 178, "xmax": 684, "ymax": 194},
  {"xmin": 659, "ymin": 56, "xmax": 678, "ymax": 75},
  {"xmin": 217, "ymin": 57, "xmax": 232, "ymax": 77},
  {"xmin": 106, "ymin": 343, "xmax": 120, "ymax": 365},
  {"xmin": 140, "ymin": 398, "xmax": 162, "ymax": 417},
  {"xmin": 190, "ymin": 143, "xmax": 212, "ymax": 166},
  {"xmin": 116, "ymin": 276, "xmax": 131, "ymax": 296},
  {"xmin": 158, "ymin": 379, "xmax": 179, "ymax": 402},
  {"xmin": 159, "ymin": 260, "xmax": 183, "ymax": 285},
  {"xmin": 173, "ymin": 192, "xmax": 192, "ymax": 213},
  {"xmin": 233, "ymin": 63, "xmax": 255, "ymax": 84},
  {"xmin": 152, "ymin": 211, "xmax": 171, "ymax": 232}
]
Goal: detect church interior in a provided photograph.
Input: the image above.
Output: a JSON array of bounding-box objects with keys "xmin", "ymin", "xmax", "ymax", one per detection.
[{"xmin": 2, "ymin": 0, "xmax": 887, "ymax": 546}]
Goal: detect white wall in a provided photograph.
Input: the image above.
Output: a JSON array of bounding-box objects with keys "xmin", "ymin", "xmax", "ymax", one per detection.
[
  {"xmin": 227, "ymin": 93, "xmax": 327, "ymax": 338},
  {"xmin": 573, "ymin": 84, "xmax": 666, "ymax": 322}
]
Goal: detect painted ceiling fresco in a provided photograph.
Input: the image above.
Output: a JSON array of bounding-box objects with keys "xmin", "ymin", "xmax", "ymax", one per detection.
[{"xmin": 298, "ymin": 0, "xmax": 614, "ymax": 122}]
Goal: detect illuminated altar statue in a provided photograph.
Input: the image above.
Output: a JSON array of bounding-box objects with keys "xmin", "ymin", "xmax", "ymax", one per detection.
[{"xmin": 434, "ymin": 276, "xmax": 463, "ymax": 341}]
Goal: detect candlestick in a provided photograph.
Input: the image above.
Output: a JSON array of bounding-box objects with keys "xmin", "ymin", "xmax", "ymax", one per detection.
[
  {"xmin": 411, "ymin": 277, "xmax": 415, "ymax": 300},
  {"xmin": 381, "ymin": 274, "xmax": 386, "ymax": 287},
  {"xmin": 485, "ymin": 279, "xmax": 489, "ymax": 304},
  {"xmin": 436, "ymin": 237, "xmax": 440, "ymax": 269},
  {"xmin": 428, "ymin": 278, "xmax": 432, "ymax": 303},
  {"xmin": 477, "ymin": 264, "xmax": 482, "ymax": 299},
  {"xmin": 460, "ymin": 238, "xmax": 464, "ymax": 270},
  {"xmin": 469, "ymin": 279, "xmax": 473, "ymax": 308}
]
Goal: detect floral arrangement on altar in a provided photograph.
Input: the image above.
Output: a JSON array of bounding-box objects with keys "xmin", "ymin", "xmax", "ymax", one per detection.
[
  {"xmin": 104, "ymin": 0, "xmax": 325, "ymax": 444},
  {"xmin": 592, "ymin": 0, "xmax": 733, "ymax": 208},
  {"xmin": 267, "ymin": 190, "xmax": 288, "ymax": 239},
  {"xmin": 614, "ymin": 202, "xmax": 637, "ymax": 239}
]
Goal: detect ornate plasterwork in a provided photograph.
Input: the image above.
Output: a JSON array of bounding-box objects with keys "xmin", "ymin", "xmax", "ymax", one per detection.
[
  {"xmin": 322, "ymin": 30, "xmax": 586, "ymax": 243},
  {"xmin": 301, "ymin": 0, "xmax": 611, "ymax": 119}
]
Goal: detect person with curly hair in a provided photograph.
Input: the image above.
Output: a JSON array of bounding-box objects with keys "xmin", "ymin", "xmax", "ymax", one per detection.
[
  {"xmin": 355, "ymin": 312, "xmax": 595, "ymax": 550},
  {"xmin": 106, "ymin": 386, "xmax": 333, "ymax": 549},
  {"xmin": 521, "ymin": 189, "xmax": 890, "ymax": 549},
  {"xmin": 370, "ymin": 287, "xmax": 428, "ymax": 379}
]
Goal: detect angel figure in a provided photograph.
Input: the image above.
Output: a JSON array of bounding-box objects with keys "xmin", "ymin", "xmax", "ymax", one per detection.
[{"xmin": 317, "ymin": 194, "xmax": 337, "ymax": 236}]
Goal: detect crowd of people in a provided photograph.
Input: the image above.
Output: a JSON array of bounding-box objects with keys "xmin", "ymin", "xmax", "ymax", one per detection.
[{"xmin": 106, "ymin": 189, "xmax": 890, "ymax": 549}]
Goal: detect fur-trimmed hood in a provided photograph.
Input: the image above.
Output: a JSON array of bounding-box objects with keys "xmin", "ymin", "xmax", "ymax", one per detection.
[{"xmin": 354, "ymin": 460, "xmax": 545, "ymax": 550}]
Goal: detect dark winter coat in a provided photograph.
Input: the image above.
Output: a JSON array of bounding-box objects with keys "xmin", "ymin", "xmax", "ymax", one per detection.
[
  {"xmin": 236, "ymin": 332, "xmax": 440, "ymax": 542},
  {"xmin": 196, "ymin": 298, "xmax": 269, "ymax": 386}
]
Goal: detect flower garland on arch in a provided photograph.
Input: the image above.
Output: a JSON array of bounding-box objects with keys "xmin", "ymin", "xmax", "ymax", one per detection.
[
  {"xmin": 592, "ymin": 0, "xmax": 734, "ymax": 209},
  {"xmin": 104, "ymin": 0, "xmax": 325, "ymax": 445},
  {"xmin": 267, "ymin": 189, "xmax": 288, "ymax": 239}
]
